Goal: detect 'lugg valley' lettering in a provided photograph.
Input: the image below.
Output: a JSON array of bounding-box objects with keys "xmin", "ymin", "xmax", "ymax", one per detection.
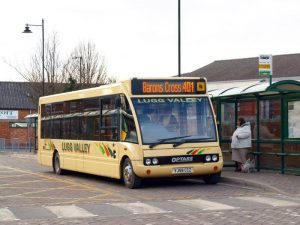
[
  {"xmin": 137, "ymin": 98, "xmax": 202, "ymax": 104},
  {"xmin": 62, "ymin": 142, "xmax": 90, "ymax": 153}
]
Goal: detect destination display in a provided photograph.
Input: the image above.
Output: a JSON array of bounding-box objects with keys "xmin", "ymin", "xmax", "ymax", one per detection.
[{"xmin": 131, "ymin": 79, "xmax": 206, "ymax": 95}]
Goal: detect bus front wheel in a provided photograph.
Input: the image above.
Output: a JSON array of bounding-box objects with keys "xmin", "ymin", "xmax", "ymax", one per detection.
[
  {"xmin": 122, "ymin": 158, "xmax": 141, "ymax": 189},
  {"xmin": 203, "ymin": 172, "xmax": 221, "ymax": 184},
  {"xmin": 53, "ymin": 152, "xmax": 64, "ymax": 175}
]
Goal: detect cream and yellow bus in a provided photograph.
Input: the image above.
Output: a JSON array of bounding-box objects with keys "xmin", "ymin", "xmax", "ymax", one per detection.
[{"xmin": 38, "ymin": 78, "xmax": 223, "ymax": 188}]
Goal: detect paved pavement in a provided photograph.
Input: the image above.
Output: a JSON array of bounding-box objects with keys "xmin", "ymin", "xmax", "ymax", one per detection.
[{"xmin": 221, "ymin": 168, "xmax": 300, "ymax": 196}]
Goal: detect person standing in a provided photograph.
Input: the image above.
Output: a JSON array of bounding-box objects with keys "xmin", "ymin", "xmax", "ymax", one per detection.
[{"xmin": 231, "ymin": 118, "xmax": 252, "ymax": 171}]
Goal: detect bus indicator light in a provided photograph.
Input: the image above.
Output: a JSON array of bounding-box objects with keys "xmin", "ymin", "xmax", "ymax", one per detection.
[{"xmin": 196, "ymin": 81, "xmax": 205, "ymax": 92}]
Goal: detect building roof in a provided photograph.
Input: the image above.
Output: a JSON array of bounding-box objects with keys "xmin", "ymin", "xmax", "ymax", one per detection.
[
  {"xmin": 183, "ymin": 53, "xmax": 300, "ymax": 82},
  {"xmin": 0, "ymin": 82, "xmax": 36, "ymax": 110}
]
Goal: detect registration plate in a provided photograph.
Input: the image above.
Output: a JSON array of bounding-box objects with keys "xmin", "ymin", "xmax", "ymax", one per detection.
[{"xmin": 172, "ymin": 167, "xmax": 193, "ymax": 174}]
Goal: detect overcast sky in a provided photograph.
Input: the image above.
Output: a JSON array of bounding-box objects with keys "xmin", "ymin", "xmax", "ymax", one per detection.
[{"xmin": 1, "ymin": 0, "xmax": 300, "ymax": 82}]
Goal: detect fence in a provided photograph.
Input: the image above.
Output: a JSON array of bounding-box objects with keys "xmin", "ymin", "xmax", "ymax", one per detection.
[{"xmin": 0, "ymin": 138, "xmax": 35, "ymax": 153}]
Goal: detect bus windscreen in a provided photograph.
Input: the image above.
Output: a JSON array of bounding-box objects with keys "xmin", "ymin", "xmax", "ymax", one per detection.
[{"xmin": 132, "ymin": 97, "xmax": 217, "ymax": 145}]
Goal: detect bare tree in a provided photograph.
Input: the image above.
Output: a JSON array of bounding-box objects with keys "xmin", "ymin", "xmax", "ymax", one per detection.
[
  {"xmin": 44, "ymin": 33, "xmax": 66, "ymax": 94},
  {"xmin": 64, "ymin": 41, "xmax": 110, "ymax": 90},
  {"xmin": 6, "ymin": 32, "xmax": 65, "ymax": 104},
  {"xmin": 7, "ymin": 34, "xmax": 112, "ymax": 103}
]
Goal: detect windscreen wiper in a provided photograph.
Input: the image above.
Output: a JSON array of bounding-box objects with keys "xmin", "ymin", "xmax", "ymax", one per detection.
[
  {"xmin": 149, "ymin": 135, "xmax": 191, "ymax": 148},
  {"xmin": 173, "ymin": 137, "xmax": 213, "ymax": 148}
]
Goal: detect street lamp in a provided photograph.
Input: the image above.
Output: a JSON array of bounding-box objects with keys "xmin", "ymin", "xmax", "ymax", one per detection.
[
  {"xmin": 23, "ymin": 19, "xmax": 45, "ymax": 96},
  {"xmin": 178, "ymin": 0, "xmax": 181, "ymax": 77}
]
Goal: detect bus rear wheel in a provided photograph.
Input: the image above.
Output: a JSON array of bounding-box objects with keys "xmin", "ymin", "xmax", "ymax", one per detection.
[
  {"xmin": 203, "ymin": 172, "xmax": 221, "ymax": 184},
  {"xmin": 53, "ymin": 152, "xmax": 64, "ymax": 175},
  {"xmin": 122, "ymin": 158, "xmax": 141, "ymax": 189}
]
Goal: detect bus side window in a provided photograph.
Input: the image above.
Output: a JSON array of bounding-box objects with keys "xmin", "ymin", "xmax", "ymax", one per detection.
[
  {"xmin": 41, "ymin": 104, "xmax": 52, "ymax": 139},
  {"xmin": 100, "ymin": 96, "xmax": 119, "ymax": 141},
  {"xmin": 82, "ymin": 97, "xmax": 100, "ymax": 141}
]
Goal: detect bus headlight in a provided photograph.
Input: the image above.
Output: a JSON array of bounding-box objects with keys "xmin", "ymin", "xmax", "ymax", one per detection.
[
  {"xmin": 212, "ymin": 154, "xmax": 218, "ymax": 162},
  {"xmin": 152, "ymin": 158, "xmax": 158, "ymax": 165},
  {"xmin": 205, "ymin": 155, "xmax": 211, "ymax": 162},
  {"xmin": 145, "ymin": 158, "xmax": 152, "ymax": 165}
]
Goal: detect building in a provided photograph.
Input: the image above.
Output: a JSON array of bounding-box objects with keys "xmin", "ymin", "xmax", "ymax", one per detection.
[
  {"xmin": 183, "ymin": 53, "xmax": 300, "ymax": 174},
  {"xmin": 0, "ymin": 82, "xmax": 36, "ymax": 151},
  {"xmin": 184, "ymin": 53, "xmax": 300, "ymax": 82}
]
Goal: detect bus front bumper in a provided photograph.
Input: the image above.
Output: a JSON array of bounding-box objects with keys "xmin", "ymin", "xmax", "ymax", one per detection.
[{"xmin": 132, "ymin": 160, "xmax": 223, "ymax": 178}]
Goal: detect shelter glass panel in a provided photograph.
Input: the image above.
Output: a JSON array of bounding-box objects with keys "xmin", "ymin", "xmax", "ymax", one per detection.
[
  {"xmin": 288, "ymin": 101, "xmax": 300, "ymax": 138},
  {"xmin": 259, "ymin": 144, "xmax": 281, "ymax": 170},
  {"xmin": 238, "ymin": 100, "xmax": 256, "ymax": 139},
  {"xmin": 221, "ymin": 102, "xmax": 235, "ymax": 140},
  {"xmin": 284, "ymin": 144, "xmax": 300, "ymax": 171},
  {"xmin": 258, "ymin": 99, "xmax": 281, "ymax": 140},
  {"xmin": 220, "ymin": 142, "xmax": 231, "ymax": 161}
]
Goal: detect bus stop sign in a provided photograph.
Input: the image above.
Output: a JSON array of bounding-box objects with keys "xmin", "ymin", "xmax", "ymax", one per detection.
[{"xmin": 259, "ymin": 55, "xmax": 272, "ymax": 76}]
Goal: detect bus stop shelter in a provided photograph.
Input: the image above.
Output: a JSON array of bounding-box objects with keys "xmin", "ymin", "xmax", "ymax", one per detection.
[{"xmin": 209, "ymin": 80, "xmax": 300, "ymax": 174}]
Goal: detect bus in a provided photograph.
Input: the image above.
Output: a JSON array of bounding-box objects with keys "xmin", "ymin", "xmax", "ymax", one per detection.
[{"xmin": 38, "ymin": 78, "xmax": 223, "ymax": 188}]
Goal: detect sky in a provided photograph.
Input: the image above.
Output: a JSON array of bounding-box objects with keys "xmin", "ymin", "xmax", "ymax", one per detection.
[{"xmin": 1, "ymin": 0, "xmax": 300, "ymax": 82}]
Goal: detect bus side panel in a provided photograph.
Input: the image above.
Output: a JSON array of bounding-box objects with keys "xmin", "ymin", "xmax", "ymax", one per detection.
[
  {"xmin": 61, "ymin": 150, "xmax": 84, "ymax": 172},
  {"xmin": 83, "ymin": 142, "xmax": 142, "ymax": 179},
  {"xmin": 38, "ymin": 139, "xmax": 54, "ymax": 167},
  {"xmin": 83, "ymin": 141, "xmax": 120, "ymax": 179}
]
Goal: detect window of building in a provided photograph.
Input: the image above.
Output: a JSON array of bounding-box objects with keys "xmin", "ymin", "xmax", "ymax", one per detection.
[{"xmin": 9, "ymin": 122, "xmax": 28, "ymax": 128}]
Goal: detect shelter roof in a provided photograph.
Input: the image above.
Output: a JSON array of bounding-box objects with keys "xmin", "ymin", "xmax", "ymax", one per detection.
[{"xmin": 208, "ymin": 80, "xmax": 300, "ymax": 98}]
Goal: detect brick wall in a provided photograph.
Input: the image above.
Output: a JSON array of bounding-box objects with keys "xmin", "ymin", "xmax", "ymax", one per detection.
[{"xmin": 0, "ymin": 109, "xmax": 36, "ymax": 147}]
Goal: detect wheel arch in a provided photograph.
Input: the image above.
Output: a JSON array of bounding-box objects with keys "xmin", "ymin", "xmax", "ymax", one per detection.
[
  {"xmin": 119, "ymin": 155, "xmax": 129, "ymax": 179},
  {"xmin": 52, "ymin": 149, "xmax": 59, "ymax": 171}
]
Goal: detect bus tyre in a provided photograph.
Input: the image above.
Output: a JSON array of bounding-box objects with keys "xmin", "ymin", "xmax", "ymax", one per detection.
[
  {"xmin": 203, "ymin": 172, "xmax": 221, "ymax": 184},
  {"xmin": 122, "ymin": 158, "xmax": 141, "ymax": 189},
  {"xmin": 53, "ymin": 152, "xmax": 64, "ymax": 175}
]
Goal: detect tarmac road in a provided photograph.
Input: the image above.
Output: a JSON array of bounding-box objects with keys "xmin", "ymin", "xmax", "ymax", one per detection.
[{"xmin": 0, "ymin": 152, "xmax": 299, "ymax": 225}]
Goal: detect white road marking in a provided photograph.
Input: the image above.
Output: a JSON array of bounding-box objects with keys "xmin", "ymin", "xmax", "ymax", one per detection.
[
  {"xmin": 108, "ymin": 202, "xmax": 169, "ymax": 214},
  {"xmin": 236, "ymin": 196, "xmax": 300, "ymax": 207},
  {"xmin": 174, "ymin": 198, "xmax": 236, "ymax": 210},
  {"xmin": 45, "ymin": 205, "xmax": 96, "ymax": 218},
  {"xmin": 0, "ymin": 208, "xmax": 18, "ymax": 221}
]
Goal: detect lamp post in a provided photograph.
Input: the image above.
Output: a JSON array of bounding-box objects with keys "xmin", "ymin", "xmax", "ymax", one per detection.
[
  {"xmin": 72, "ymin": 56, "xmax": 83, "ymax": 84},
  {"xmin": 23, "ymin": 19, "xmax": 45, "ymax": 96},
  {"xmin": 178, "ymin": 0, "xmax": 181, "ymax": 77}
]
